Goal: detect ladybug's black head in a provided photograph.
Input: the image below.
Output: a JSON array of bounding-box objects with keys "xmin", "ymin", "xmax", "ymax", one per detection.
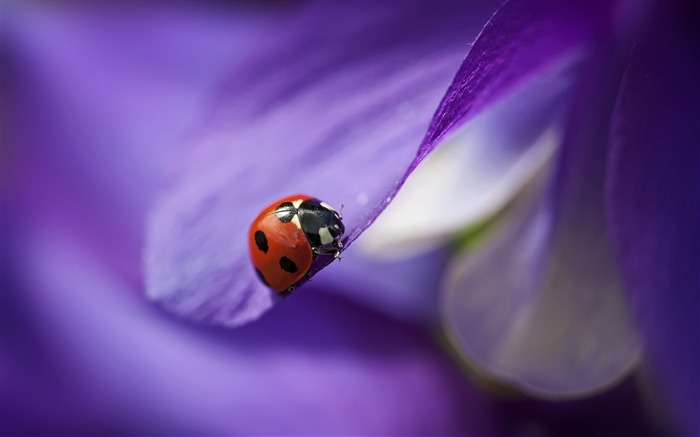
[{"xmin": 298, "ymin": 198, "xmax": 345, "ymax": 248}]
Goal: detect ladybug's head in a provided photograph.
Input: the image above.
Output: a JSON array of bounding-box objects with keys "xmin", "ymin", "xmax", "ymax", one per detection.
[{"xmin": 328, "ymin": 212, "xmax": 345, "ymax": 239}]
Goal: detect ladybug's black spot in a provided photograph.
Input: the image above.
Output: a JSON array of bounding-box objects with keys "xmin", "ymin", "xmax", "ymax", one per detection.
[
  {"xmin": 279, "ymin": 256, "xmax": 298, "ymax": 273},
  {"xmin": 275, "ymin": 202, "xmax": 296, "ymax": 223},
  {"xmin": 255, "ymin": 268, "xmax": 270, "ymax": 287},
  {"xmin": 254, "ymin": 230, "xmax": 269, "ymax": 253}
]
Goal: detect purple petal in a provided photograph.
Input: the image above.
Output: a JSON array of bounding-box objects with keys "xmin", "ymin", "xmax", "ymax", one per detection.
[
  {"xmin": 607, "ymin": 3, "xmax": 699, "ymax": 434},
  {"xmin": 443, "ymin": 19, "xmax": 641, "ymax": 395},
  {"xmin": 351, "ymin": 0, "xmax": 616, "ymax": 248},
  {"xmin": 145, "ymin": 1, "xmax": 497, "ymax": 326},
  {"xmin": 360, "ymin": 54, "xmax": 579, "ymax": 256},
  {"xmin": 412, "ymin": 0, "xmax": 612, "ymax": 165},
  {"xmin": 5, "ymin": 229, "xmax": 495, "ymax": 435}
]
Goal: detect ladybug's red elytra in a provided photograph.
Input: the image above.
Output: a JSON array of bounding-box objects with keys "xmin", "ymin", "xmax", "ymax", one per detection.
[{"xmin": 248, "ymin": 194, "xmax": 345, "ymax": 295}]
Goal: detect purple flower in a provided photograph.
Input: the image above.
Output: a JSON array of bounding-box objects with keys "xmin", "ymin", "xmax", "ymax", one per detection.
[
  {"xmin": 2, "ymin": 0, "xmax": 696, "ymax": 436},
  {"xmin": 3, "ymin": 2, "xmax": 498, "ymax": 435}
]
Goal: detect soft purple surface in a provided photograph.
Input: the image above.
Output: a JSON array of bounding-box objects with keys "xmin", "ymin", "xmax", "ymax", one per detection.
[
  {"xmin": 608, "ymin": 2, "xmax": 700, "ymax": 434},
  {"xmin": 145, "ymin": 1, "xmax": 498, "ymax": 326},
  {"xmin": 4, "ymin": 228, "xmax": 493, "ymax": 436}
]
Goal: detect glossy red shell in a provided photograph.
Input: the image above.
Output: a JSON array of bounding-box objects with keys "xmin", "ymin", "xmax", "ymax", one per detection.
[{"xmin": 248, "ymin": 194, "xmax": 313, "ymax": 293}]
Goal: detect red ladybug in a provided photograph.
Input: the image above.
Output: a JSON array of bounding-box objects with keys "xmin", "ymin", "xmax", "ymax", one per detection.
[{"xmin": 249, "ymin": 194, "xmax": 345, "ymax": 295}]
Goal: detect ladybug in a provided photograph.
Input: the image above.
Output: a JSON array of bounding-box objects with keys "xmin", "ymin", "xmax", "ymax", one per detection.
[{"xmin": 249, "ymin": 194, "xmax": 345, "ymax": 295}]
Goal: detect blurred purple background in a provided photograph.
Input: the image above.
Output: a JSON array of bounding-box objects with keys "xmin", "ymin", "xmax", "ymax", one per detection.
[{"xmin": 2, "ymin": 1, "xmax": 696, "ymax": 436}]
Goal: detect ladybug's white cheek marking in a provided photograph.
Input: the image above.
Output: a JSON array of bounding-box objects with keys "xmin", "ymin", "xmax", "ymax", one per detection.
[
  {"xmin": 320, "ymin": 201, "xmax": 336, "ymax": 213},
  {"xmin": 292, "ymin": 199, "xmax": 304, "ymax": 209},
  {"xmin": 318, "ymin": 226, "xmax": 333, "ymax": 246},
  {"xmin": 291, "ymin": 215, "xmax": 302, "ymax": 229}
]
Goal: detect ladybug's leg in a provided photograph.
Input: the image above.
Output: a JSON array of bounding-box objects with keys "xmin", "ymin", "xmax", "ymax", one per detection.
[
  {"xmin": 312, "ymin": 247, "xmax": 342, "ymax": 260},
  {"xmin": 281, "ymin": 286, "xmax": 295, "ymax": 298}
]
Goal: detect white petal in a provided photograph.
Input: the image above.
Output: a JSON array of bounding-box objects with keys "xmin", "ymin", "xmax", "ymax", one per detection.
[{"xmin": 442, "ymin": 170, "xmax": 641, "ymax": 397}]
